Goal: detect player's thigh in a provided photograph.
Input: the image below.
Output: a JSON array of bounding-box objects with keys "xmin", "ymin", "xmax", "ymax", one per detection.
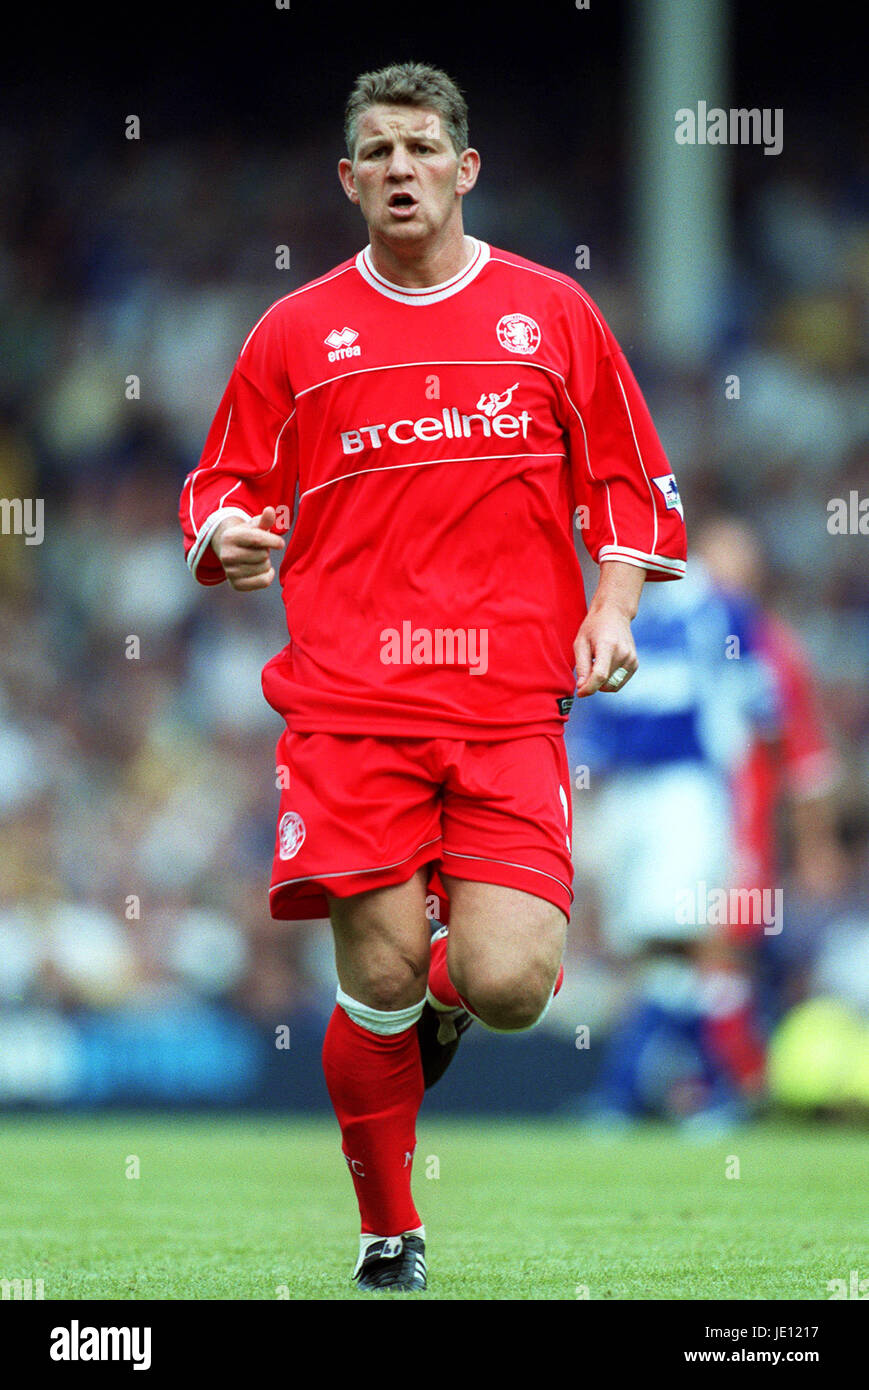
[
  {"xmin": 329, "ymin": 866, "xmax": 432, "ymax": 1009},
  {"xmin": 439, "ymin": 875, "xmax": 566, "ymax": 994}
]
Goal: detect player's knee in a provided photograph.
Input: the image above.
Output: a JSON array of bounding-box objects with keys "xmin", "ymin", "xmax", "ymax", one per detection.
[
  {"xmin": 350, "ymin": 950, "xmax": 428, "ymax": 1012},
  {"xmin": 331, "ymin": 882, "xmax": 430, "ymax": 1011},
  {"xmin": 458, "ymin": 956, "xmax": 558, "ymax": 1032}
]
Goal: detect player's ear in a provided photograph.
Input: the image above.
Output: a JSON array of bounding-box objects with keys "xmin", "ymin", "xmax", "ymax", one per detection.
[
  {"xmin": 455, "ymin": 147, "xmax": 480, "ymax": 197},
  {"xmin": 338, "ymin": 158, "xmax": 360, "ymax": 204}
]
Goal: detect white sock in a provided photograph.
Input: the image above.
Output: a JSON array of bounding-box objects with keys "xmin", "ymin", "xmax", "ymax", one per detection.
[{"xmin": 336, "ymin": 986, "xmax": 424, "ymax": 1034}]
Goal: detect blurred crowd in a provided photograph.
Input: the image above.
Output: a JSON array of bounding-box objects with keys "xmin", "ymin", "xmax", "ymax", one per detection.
[{"xmin": 0, "ymin": 106, "xmax": 866, "ymax": 1111}]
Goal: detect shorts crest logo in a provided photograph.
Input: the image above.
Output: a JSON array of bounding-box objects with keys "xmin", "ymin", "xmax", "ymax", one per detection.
[
  {"xmin": 497, "ymin": 313, "xmax": 541, "ymax": 354},
  {"xmin": 278, "ymin": 811, "xmax": 306, "ymax": 859}
]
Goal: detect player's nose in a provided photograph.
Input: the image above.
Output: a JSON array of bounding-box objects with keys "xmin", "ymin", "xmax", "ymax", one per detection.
[{"xmin": 385, "ymin": 144, "xmax": 414, "ymax": 177}]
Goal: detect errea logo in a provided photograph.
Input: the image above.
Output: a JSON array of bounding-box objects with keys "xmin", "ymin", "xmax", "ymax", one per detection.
[{"xmin": 324, "ymin": 327, "xmax": 361, "ymax": 362}]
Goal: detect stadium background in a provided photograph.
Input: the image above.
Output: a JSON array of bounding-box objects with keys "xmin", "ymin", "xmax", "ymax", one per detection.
[{"xmin": 0, "ymin": 0, "xmax": 866, "ymax": 1117}]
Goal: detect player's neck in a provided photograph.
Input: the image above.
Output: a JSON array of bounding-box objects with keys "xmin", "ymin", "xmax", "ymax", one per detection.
[{"xmin": 366, "ymin": 229, "xmax": 474, "ymax": 289}]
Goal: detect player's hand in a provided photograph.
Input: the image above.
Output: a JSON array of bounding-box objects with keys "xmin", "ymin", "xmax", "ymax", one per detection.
[
  {"xmin": 574, "ymin": 604, "xmax": 638, "ymax": 697},
  {"xmin": 574, "ymin": 606, "xmax": 638, "ymax": 697},
  {"xmin": 211, "ymin": 506, "xmax": 285, "ymax": 591},
  {"xmin": 574, "ymin": 560, "xmax": 644, "ymax": 697}
]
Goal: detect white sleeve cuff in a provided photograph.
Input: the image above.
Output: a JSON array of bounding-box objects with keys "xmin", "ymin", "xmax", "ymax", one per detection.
[
  {"xmin": 187, "ymin": 506, "xmax": 253, "ymax": 578},
  {"xmin": 598, "ymin": 544, "xmax": 686, "ymax": 578}
]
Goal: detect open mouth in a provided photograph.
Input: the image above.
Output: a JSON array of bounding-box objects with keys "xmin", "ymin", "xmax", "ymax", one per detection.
[{"xmin": 388, "ymin": 192, "xmax": 418, "ymax": 214}]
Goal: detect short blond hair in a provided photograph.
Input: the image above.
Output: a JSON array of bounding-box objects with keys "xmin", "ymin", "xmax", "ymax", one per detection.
[{"xmin": 344, "ymin": 61, "xmax": 469, "ymax": 160}]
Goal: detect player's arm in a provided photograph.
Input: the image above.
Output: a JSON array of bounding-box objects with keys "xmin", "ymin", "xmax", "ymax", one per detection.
[
  {"xmin": 563, "ymin": 294, "xmax": 686, "ymax": 695},
  {"xmin": 564, "ymin": 294, "xmax": 686, "ymax": 658},
  {"xmin": 179, "ymin": 312, "xmax": 298, "ymax": 587},
  {"xmin": 574, "ymin": 559, "xmax": 644, "ymax": 697}
]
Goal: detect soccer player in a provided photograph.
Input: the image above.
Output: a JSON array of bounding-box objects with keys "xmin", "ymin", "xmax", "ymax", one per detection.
[
  {"xmin": 694, "ymin": 516, "xmax": 845, "ymax": 1057},
  {"xmin": 694, "ymin": 517, "xmax": 843, "ymax": 911},
  {"xmin": 179, "ymin": 62, "xmax": 686, "ymax": 1292},
  {"xmin": 565, "ymin": 557, "xmax": 777, "ymax": 1124}
]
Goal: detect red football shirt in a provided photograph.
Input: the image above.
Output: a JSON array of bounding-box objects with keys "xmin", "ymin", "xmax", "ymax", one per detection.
[{"xmin": 180, "ymin": 239, "xmax": 687, "ymax": 738}]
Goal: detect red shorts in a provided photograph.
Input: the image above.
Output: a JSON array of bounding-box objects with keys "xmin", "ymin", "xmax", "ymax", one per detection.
[{"xmin": 268, "ymin": 730, "xmax": 574, "ymax": 922}]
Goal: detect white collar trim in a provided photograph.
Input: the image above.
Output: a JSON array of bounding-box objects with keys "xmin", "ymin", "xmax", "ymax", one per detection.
[{"xmin": 355, "ymin": 238, "xmax": 490, "ymax": 305}]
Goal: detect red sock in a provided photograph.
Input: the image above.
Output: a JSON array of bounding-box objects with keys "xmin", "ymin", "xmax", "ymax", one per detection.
[
  {"xmin": 322, "ymin": 1004, "xmax": 424, "ymax": 1236},
  {"xmin": 427, "ymin": 932, "xmax": 564, "ymax": 1013}
]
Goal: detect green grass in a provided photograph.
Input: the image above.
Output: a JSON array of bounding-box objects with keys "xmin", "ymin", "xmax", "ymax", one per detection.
[{"xmin": 0, "ymin": 1114, "xmax": 865, "ymax": 1299}]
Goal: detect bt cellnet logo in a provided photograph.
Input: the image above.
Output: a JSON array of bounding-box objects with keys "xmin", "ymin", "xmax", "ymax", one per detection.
[
  {"xmin": 477, "ymin": 382, "xmax": 519, "ymax": 416},
  {"xmin": 340, "ymin": 386, "xmax": 532, "ymax": 455}
]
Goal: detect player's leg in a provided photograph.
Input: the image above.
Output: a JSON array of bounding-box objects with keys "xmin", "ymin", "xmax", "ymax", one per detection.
[
  {"xmin": 423, "ymin": 732, "xmax": 571, "ymax": 1043},
  {"xmin": 268, "ymin": 730, "xmax": 444, "ymax": 1287},
  {"xmin": 330, "ymin": 869, "xmax": 431, "ymax": 1011},
  {"xmin": 435, "ymin": 877, "xmax": 566, "ymax": 1031},
  {"xmin": 323, "ymin": 868, "xmax": 431, "ymax": 1290}
]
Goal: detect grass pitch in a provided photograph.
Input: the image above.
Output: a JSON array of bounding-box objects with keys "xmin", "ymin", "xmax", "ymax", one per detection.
[{"xmin": 0, "ymin": 1114, "xmax": 865, "ymax": 1300}]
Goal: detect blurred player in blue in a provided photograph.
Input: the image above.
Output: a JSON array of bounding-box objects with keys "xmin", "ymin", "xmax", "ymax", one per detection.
[{"xmin": 566, "ymin": 550, "xmax": 777, "ymax": 1125}]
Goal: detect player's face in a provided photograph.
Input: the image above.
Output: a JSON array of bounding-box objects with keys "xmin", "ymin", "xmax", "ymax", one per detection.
[{"xmin": 338, "ymin": 104, "xmax": 479, "ymax": 250}]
